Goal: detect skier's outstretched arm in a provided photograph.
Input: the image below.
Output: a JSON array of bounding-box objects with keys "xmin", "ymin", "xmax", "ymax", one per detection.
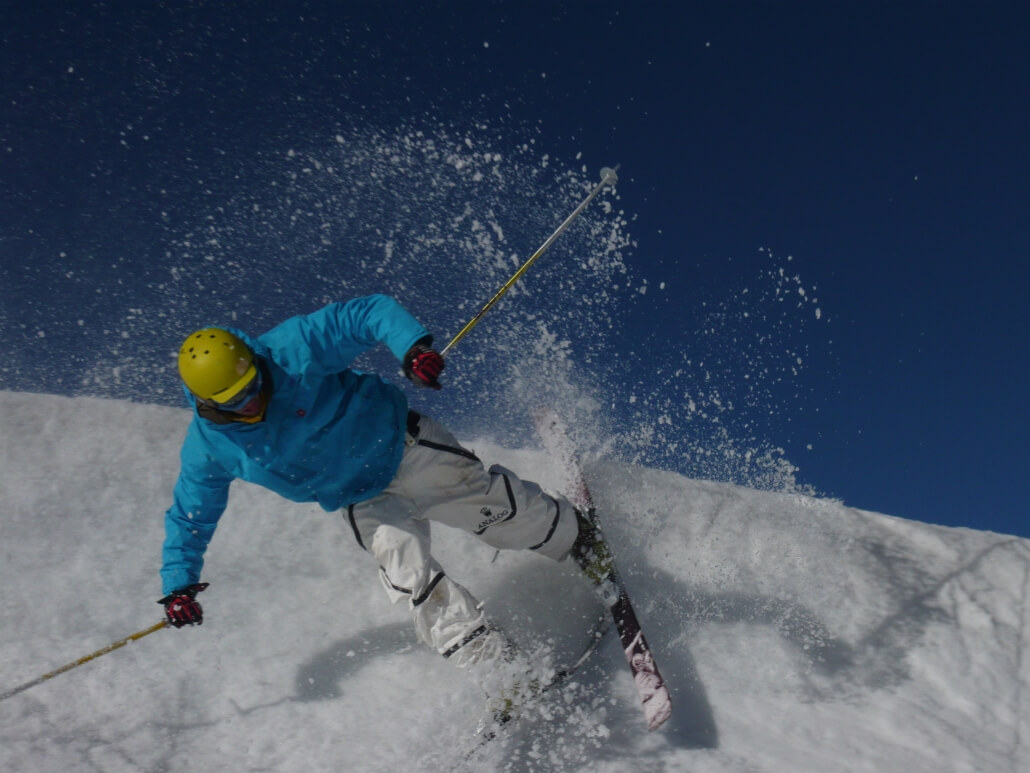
[{"xmin": 159, "ymin": 428, "xmax": 234, "ymax": 625}]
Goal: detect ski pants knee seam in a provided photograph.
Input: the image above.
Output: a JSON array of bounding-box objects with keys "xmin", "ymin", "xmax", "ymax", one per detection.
[
  {"xmin": 412, "ymin": 570, "xmax": 446, "ymax": 607},
  {"xmin": 415, "ymin": 438, "xmax": 480, "ymax": 463},
  {"xmin": 527, "ymin": 493, "xmax": 563, "ymax": 551},
  {"xmin": 346, "ymin": 505, "xmax": 367, "ymax": 551}
]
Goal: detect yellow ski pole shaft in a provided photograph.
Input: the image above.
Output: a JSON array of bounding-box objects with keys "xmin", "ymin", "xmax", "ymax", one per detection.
[
  {"xmin": 0, "ymin": 620, "xmax": 168, "ymax": 702},
  {"xmin": 441, "ymin": 165, "xmax": 619, "ymax": 357}
]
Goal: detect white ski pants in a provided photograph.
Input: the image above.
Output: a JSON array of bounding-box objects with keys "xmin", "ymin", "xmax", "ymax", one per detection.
[{"xmin": 345, "ymin": 412, "xmax": 579, "ymax": 668}]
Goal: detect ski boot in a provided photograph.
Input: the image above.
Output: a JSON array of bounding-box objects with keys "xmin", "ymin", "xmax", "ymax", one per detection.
[{"xmin": 568, "ymin": 509, "xmax": 620, "ymax": 606}]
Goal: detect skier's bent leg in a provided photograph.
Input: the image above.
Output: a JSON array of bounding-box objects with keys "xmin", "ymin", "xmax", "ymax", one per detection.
[{"xmin": 366, "ymin": 521, "xmax": 512, "ymax": 668}]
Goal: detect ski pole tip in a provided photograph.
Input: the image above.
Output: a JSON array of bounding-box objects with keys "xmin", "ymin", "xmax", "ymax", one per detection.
[{"xmin": 600, "ymin": 166, "xmax": 619, "ymax": 185}]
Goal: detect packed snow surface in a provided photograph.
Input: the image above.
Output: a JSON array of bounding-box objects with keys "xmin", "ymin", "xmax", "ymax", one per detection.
[{"xmin": 2, "ymin": 391, "xmax": 1028, "ymax": 772}]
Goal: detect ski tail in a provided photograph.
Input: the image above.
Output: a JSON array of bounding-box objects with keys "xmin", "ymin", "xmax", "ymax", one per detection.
[
  {"xmin": 533, "ymin": 408, "xmax": 673, "ymax": 731},
  {"xmin": 612, "ymin": 595, "xmax": 673, "ymax": 730},
  {"xmin": 531, "ymin": 407, "xmax": 595, "ymax": 512}
]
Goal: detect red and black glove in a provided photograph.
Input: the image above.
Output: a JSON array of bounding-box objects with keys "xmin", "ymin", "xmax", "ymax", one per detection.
[
  {"xmin": 404, "ymin": 342, "xmax": 445, "ymax": 390},
  {"xmin": 158, "ymin": 582, "xmax": 210, "ymax": 628}
]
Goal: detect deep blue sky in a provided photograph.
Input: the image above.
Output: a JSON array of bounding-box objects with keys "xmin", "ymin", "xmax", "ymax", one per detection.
[{"xmin": 2, "ymin": 2, "xmax": 1028, "ymax": 537}]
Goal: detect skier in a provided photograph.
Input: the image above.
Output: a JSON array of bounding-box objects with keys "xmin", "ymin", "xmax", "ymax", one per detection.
[{"xmin": 159, "ymin": 294, "xmax": 611, "ymax": 674}]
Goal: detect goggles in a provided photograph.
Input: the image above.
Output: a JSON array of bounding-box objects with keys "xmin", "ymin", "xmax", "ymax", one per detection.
[{"xmin": 211, "ymin": 370, "xmax": 263, "ymax": 412}]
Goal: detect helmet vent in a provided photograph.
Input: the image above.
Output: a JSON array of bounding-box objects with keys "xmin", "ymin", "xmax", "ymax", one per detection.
[{"xmin": 178, "ymin": 327, "xmax": 255, "ymax": 399}]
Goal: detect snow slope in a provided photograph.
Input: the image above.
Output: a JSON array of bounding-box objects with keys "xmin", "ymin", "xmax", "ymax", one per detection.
[{"xmin": 1, "ymin": 391, "xmax": 1028, "ymax": 772}]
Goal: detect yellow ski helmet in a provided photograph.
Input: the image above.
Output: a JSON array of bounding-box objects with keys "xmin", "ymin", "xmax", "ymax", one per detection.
[{"xmin": 178, "ymin": 328, "xmax": 257, "ymax": 402}]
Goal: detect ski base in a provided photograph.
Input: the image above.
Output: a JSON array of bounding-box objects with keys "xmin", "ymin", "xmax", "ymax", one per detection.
[{"xmin": 611, "ymin": 577, "xmax": 673, "ymax": 730}]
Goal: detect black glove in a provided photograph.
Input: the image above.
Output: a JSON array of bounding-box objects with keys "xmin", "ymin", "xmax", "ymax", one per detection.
[
  {"xmin": 158, "ymin": 582, "xmax": 210, "ymax": 628},
  {"xmin": 404, "ymin": 342, "xmax": 444, "ymax": 389}
]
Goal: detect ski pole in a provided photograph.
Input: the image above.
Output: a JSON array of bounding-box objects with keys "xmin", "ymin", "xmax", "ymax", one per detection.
[
  {"xmin": 441, "ymin": 165, "xmax": 619, "ymax": 356},
  {"xmin": 0, "ymin": 620, "xmax": 168, "ymax": 702}
]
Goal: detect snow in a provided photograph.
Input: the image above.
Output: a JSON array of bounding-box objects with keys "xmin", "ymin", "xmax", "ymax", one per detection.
[{"xmin": 2, "ymin": 390, "xmax": 1029, "ymax": 772}]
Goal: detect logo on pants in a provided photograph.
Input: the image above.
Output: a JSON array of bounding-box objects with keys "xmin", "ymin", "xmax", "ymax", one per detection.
[{"xmin": 474, "ymin": 506, "xmax": 514, "ymax": 534}]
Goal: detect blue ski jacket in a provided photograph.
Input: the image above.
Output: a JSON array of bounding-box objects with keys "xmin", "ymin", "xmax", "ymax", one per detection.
[{"xmin": 160, "ymin": 294, "xmax": 429, "ymax": 594}]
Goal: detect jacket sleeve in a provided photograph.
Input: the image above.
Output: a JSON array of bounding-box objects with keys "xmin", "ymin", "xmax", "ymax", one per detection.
[
  {"xmin": 160, "ymin": 425, "xmax": 235, "ymax": 595},
  {"xmin": 258, "ymin": 294, "xmax": 430, "ymax": 376}
]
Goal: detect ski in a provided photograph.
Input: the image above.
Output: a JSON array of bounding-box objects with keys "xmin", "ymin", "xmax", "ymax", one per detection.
[{"xmin": 534, "ymin": 408, "xmax": 673, "ymax": 731}]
